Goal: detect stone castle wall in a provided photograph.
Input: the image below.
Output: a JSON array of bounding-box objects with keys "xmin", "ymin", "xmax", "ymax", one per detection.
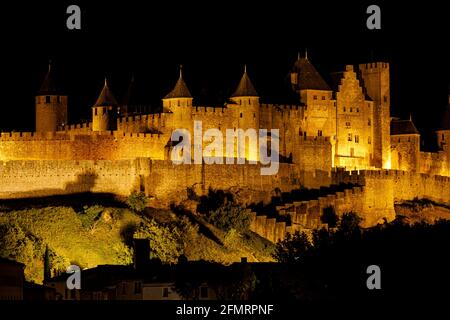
[
  {"xmin": 0, "ymin": 132, "xmax": 168, "ymax": 161},
  {"xmin": 332, "ymin": 169, "xmax": 450, "ymax": 206},
  {"xmin": 419, "ymin": 150, "xmax": 450, "ymax": 177},
  {"xmin": 248, "ymin": 186, "xmax": 366, "ymax": 242},
  {"xmin": 0, "ymin": 158, "xmax": 312, "ymax": 205},
  {"xmin": 249, "ymin": 169, "xmax": 450, "ymax": 243},
  {"xmin": 0, "ymin": 159, "xmax": 139, "ymax": 199}
]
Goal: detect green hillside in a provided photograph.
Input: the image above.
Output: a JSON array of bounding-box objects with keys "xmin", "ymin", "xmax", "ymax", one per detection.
[{"xmin": 0, "ymin": 203, "xmax": 275, "ymax": 283}]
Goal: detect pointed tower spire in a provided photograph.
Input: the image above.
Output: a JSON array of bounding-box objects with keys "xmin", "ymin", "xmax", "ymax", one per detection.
[
  {"xmin": 291, "ymin": 55, "xmax": 330, "ymax": 91},
  {"xmin": 164, "ymin": 66, "xmax": 192, "ymax": 99},
  {"xmin": 297, "ymin": 52, "xmax": 301, "ymax": 61},
  {"xmin": 305, "ymin": 48, "xmax": 308, "ymax": 60},
  {"xmin": 231, "ymin": 65, "xmax": 258, "ymax": 97},
  {"xmin": 38, "ymin": 60, "xmax": 59, "ymax": 95},
  {"xmin": 94, "ymin": 77, "xmax": 118, "ymax": 106}
]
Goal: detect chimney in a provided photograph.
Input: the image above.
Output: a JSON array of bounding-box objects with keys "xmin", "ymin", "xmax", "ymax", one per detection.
[
  {"xmin": 241, "ymin": 257, "xmax": 248, "ymax": 263},
  {"xmin": 133, "ymin": 239, "xmax": 150, "ymax": 270}
]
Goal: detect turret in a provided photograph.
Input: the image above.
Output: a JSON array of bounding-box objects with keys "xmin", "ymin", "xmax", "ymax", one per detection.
[
  {"xmin": 162, "ymin": 66, "xmax": 193, "ymax": 110},
  {"xmin": 92, "ymin": 78, "xmax": 118, "ymax": 131},
  {"xmin": 290, "ymin": 52, "xmax": 332, "ymax": 105},
  {"xmin": 162, "ymin": 66, "xmax": 193, "ymax": 131},
  {"xmin": 229, "ymin": 66, "xmax": 260, "ymax": 161},
  {"xmin": 229, "ymin": 65, "xmax": 259, "ymax": 107},
  {"xmin": 390, "ymin": 116, "xmax": 420, "ymax": 172},
  {"xmin": 35, "ymin": 62, "xmax": 68, "ymax": 132}
]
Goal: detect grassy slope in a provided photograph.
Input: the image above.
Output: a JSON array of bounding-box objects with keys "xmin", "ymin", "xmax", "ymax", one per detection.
[{"xmin": 0, "ymin": 205, "xmax": 274, "ymax": 283}]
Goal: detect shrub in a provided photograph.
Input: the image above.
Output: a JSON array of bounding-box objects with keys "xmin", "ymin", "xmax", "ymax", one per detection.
[
  {"xmin": 134, "ymin": 220, "xmax": 182, "ymax": 263},
  {"xmin": 78, "ymin": 205, "xmax": 103, "ymax": 231},
  {"xmin": 208, "ymin": 202, "xmax": 250, "ymax": 233},
  {"xmin": 272, "ymin": 231, "xmax": 312, "ymax": 263},
  {"xmin": 127, "ymin": 192, "xmax": 148, "ymax": 213}
]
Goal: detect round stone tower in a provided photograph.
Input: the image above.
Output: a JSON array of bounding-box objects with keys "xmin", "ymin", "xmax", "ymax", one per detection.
[
  {"xmin": 92, "ymin": 79, "xmax": 119, "ymax": 131},
  {"xmin": 35, "ymin": 63, "xmax": 68, "ymax": 132},
  {"xmin": 162, "ymin": 66, "xmax": 193, "ymax": 132},
  {"xmin": 229, "ymin": 65, "xmax": 260, "ymax": 161}
]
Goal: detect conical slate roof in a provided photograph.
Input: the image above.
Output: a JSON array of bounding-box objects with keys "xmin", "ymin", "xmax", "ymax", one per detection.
[
  {"xmin": 292, "ymin": 57, "xmax": 330, "ymax": 91},
  {"xmin": 94, "ymin": 79, "xmax": 118, "ymax": 107},
  {"xmin": 164, "ymin": 67, "xmax": 192, "ymax": 99},
  {"xmin": 231, "ymin": 66, "xmax": 258, "ymax": 97},
  {"xmin": 391, "ymin": 118, "xmax": 419, "ymax": 135},
  {"xmin": 38, "ymin": 63, "xmax": 59, "ymax": 95}
]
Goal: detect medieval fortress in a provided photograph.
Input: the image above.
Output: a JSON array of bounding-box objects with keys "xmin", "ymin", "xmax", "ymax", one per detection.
[{"xmin": 1, "ymin": 57, "xmax": 449, "ymax": 238}]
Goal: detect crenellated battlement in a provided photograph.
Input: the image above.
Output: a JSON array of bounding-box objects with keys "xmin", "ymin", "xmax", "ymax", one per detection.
[
  {"xmin": 358, "ymin": 62, "xmax": 389, "ymax": 71},
  {"xmin": 264, "ymin": 103, "xmax": 303, "ymax": 111},
  {"xmin": 332, "ymin": 168, "xmax": 450, "ymax": 184},
  {"xmin": 193, "ymin": 106, "xmax": 228, "ymax": 114},
  {"xmin": 248, "ymin": 184, "xmax": 370, "ymax": 242},
  {"xmin": 0, "ymin": 130, "xmax": 169, "ymax": 142},
  {"xmin": 118, "ymin": 112, "xmax": 172, "ymax": 124},
  {"xmin": 61, "ymin": 122, "xmax": 91, "ymax": 131}
]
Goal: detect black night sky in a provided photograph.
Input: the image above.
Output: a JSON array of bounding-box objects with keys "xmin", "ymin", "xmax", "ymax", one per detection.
[{"xmin": 0, "ymin": 0, "xmax": 448, "ymax": 144}]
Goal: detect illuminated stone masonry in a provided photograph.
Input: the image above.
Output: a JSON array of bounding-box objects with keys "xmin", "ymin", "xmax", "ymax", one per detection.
[{"xmin": 1, "ymin": 58, "xmax": 449, "ymax": 240}]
